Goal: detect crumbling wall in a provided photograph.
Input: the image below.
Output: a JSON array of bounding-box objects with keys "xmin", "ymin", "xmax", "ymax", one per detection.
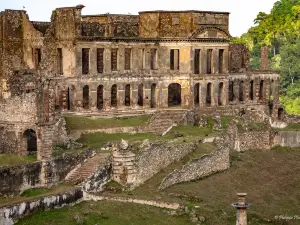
[
  {"xmin": 134, "ymin": 141, "xmax": 198, "ymax": 187},
  {"xmin": 273, "ymin": 131, "xmax": 300, "ymax": 147},
  {"xmin": 0, "ymin": 162, "xmax": 42, "ymax": 196},
  {"xmin": 229, "ymin": 44, "xmax": 250, "ymax": 72},
  {"xmin": 0, "ymin": 188, "xmax": 83, "ymax": 224},
  {"xmin": 234, "ymin": 130, "xmax": 271, "ymax": 151},
  {"xmin": 158, "ymin": 148, "xmax": 230, "ymax": 190}
]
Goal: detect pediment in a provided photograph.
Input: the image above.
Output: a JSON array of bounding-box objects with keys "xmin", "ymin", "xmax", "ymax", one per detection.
[{"xmin": 190, "ymin": 26, "xmax": 230, "ymax": 39}]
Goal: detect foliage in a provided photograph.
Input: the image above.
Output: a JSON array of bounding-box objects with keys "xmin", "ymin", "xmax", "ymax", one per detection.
[
  {"xmin": 280, "ymin": 82, "xmax": 300, "ymax": 115},
  {"xmin": 0, "ymin": 154, "xmax": 36, "ymax": 167}
]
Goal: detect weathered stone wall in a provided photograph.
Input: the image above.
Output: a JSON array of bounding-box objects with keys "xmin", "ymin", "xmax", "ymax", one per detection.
[
  {"xmin": 134, "ymin": 141, "xmax": 198, "ymax": 187},
  {"xmin": 273, "ymin": 131, "xmax": 300, "ymax": 147},
  {"xmin": 229, "ymin": 44, "xmax": 250, "ymax": 72},
  {"xmin": 0, "ymin": 162, "xmax": 42, "ymax": 196},
  {"xmin": 158, "ymin": 148, "xmax": 230, "ymax": 190},
  {"xmin": 234, "ymin": 130, "xmax": 271, "ymax": 151},
  {"xmin": 0, "ymin": 188, "xmax": 83, "ymax": 224}
]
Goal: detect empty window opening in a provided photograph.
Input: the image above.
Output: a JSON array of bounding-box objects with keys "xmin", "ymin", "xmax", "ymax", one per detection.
[
  {"xmin": 207, "ymin": 49, "xmax": 213, "ymax": 74},
  {"xmin": 82, "ymin": 48, "xmax": 90, "ymax": 75},
  {"xmin": 97, "ymin": 48, "xmax": 104, "ymax": 73},
  {"xmin": 138, "ymin": 84, "xmax": 144, "ymax": 106},
  {"xmin": 194, "ymin": 83, "xmax": 200, "ymax": 106},
  {"xmin": 259, "ymin": 80, "xmax": 264, "ymax": 100},
  {"xmin": 111, "ymin": 48, "xmax": 118, "ymax": 71},
  {"xmin": 151, "ymin": 83, "xmax": 156, "ymax": 108},
  {"xmin": 141, "ymin": 49, "xmax": 145, "ymax": 69},
  {"xmin": 125, "ymin": 48, "xmax": 131, "ymax": 70},
  {"xmin": 218, "ymin": 82, "xmax": 224, "ymax": 106},
  {"xmin": 125, "ymin": 84, "xmax": 131, "ymax": 106},
  {"xmin": 194, "ymin": 49, "xmax": 200, "ymax": 74},
  {"xmin": 206, "ymin": 83, "xmax": 212, "ymax": 106},
  {"xmin": 57, "ymin": 48, "xmax": 63, "ymax": 75},
  {"xmin": 249, "ymin": 80, "xmax": 254, "ymax": 100},
  {"xmin": 34, "ymin": 48, "xmax": 41, "ymax": 68},
  {"xmin": 168, "ymin": 83, "xmax": 181, "ymax": 107},
  {"xmin": 239, "ymin": 81, "xmax": 244, "ymax": 102},
  {"xmin": 219, "ymin": 49, "xmax": 224, "ymax": 73},
  {"xmin": 111, "ymin": 85, "xmax": 118, "ymax": 107},
  {"xmin": 269, "ymin": 101, "xmax": 273, "ymax": 116},
  {"xmin": 82, "ymin": 85, "xmax": 89, "ymax": 109},
  {"xmin": 150, "ymin": 49, "xmax": 157, "ymax": 70},
  {"xmin": 23, "ymin": 129, "xmax": 37, "ymax": 154},
  {"xmin": 67, "ymin": 86, "xmax": 75, "ymax": 111},
  {"xmin": 229, "ymin": 81, "xmax": 235, "ymax": 102},
  {"xmin": 170, "ymin": 49, "xmax": 180, "ymax": 71},
  {"xmin": 97, "ymin": 85, "xmax": 104, "ymax": 111},
  {"xmin": 278, "ymin": 108, "xmax": 284, "ymax": 120},
  {"xmin": 270, "ymin": 79, "xmax": 275, "ymax": 99}
]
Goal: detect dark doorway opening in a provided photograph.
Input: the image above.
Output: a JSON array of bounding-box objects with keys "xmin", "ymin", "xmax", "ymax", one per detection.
[
  {"xmin": 239, "ymin": 81, "xmax": 244, "ymax": 102},
  {"xmin": 138, "ymin": 84, "xmax": 143, "ymax": 107},
  {"xmin": 82, "ymin": 85, "xmax": 89, "ymax": 109},
  {"xmin": 249, "ymin": 80, "xmax": 254, "ymax": 100},
  {"xmin": 24, "ymin": 129, "xmax": 37, "ymax": 154},
  {"xmin": 151, "ymin": 83, "xmax": 156, "ymax": 108},
  {"xmin": 125, "ymin": 84, "xmax": 131, "ymax": 106},
  {"xmin": 168, "ymin": 83, "xmax": 181, "ymax": 107},
  {"xmin": 218, "ymin": 82, "xmax": 224, "ymax": 106},
  {"xmin": 229, "ymin": 81, "xmax": 234, "ymax": 102},
  {"xmin": 259, "ymin": 80, "xmax": 264, "ymax": 100},
  {"xmin": 111, "ymin": 84, "xmax": 118, "ymax": 107},
  {"xmin": 97, "ymin": 85, "xmax": 104, "ymax": 111},
  {"xmin": 206, "ymin": 83, "xmax": 212, "ymax": 106},
  {"xmin": 194, "ymin": 83, "xmax": 200, "ymax": 106}
]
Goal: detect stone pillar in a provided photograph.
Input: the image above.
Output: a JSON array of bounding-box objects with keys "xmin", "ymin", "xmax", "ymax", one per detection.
[
  {"xmin": 261, "ymin": 46, "xmax": 269, "ymax": 71},
  {"xmin": 201, "ymin": 82, "xmax": 207, "ymax": 107},
  {"xmin": 104, "ymin": 49, "xmax": 111, "ymax": 73},
  {"xmin": 232, "ymin": 193, "xmax": 251, "ymax": 225},
  {"xmin": 37, "ymin": 124, "xmax": 54, "ymax": 161},
  {"xmin": 201, "ymin": 49, "xmax": 207, "ymax": 74},
  {"xmin": 233, "ymin": 80, "xmax": 239, "ymax": 104},
  {"xmin": 90, "ymin": 88, "xmax": 97, "ymax": 112},
  {"xmin": 90, "ymin": 48, "xmax": 97, "ymax": 76},
  {"xmin": 144, "ymin": 87, "xmax": 151, "ymax": 109}
]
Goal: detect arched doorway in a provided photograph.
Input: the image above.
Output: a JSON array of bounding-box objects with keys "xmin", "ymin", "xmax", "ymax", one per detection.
[
  {"xmin": 218, "ymin": 82, "xmax": 224, "ymax": 106},
  {"xmin": 97, "ymin": 85, "xmax": 104, "ymax": 111},
  {"xmin": 206, "ymin": 83, "xmax": 212, "ymax": 106},
  {"xmin": 278, "ymin": 108, "xmax": 284, "ymax": 120},
  {"xmin": 229, "ymin": 81, "xmax": 234, "ymax": 102},
  {"xmin": 111, "ymin": 84, "xmax": 118, "ymax": 107},
  {"xmin": 168, "ymin": 83, "xmax": 181, "ymax": 107},
  {"xmin": 239, "ymin": 81, "xmax": 244, "ymax": 102},
  {"xmin": 259, "ymin": 80, "xmax": 264, "ymax": 100},
  {"xmin": 23, "ymin": 129, "xmax": 37, "ymax": 155},
  {"xmin": 138, "ymin": 84, "xmax": 143, "ymax": 107},
  {"xmin": 194, "ymin": 83, "xmax": 200, "ymax": 106},
  {"xmin": 67, "ymin": 85, "xmax": 75, "ymax": 111},
  {"xmin": 151, "ymin": 83, "xmax": 156, "ymax": 108},
  {"xmin": 249, "ymin": 80, "xmax": 254, "ymax": 100},
  {"xmin": 125, "ymin": 84, "xmax": 131, "ymax": 106},
  {"xmin": 82, "ymin": 85, "xmax": 89, "ymax": 109}
]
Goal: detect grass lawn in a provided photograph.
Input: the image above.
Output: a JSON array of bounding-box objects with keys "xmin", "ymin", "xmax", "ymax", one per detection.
[
  {"xmin": 65, "ymin": 115, "xmax": 151, "ymax": 131},
  {"xmin": 0, "ymin": 154, "xmax": 36, "ymax": 167},
  {"xmin": 129, "ymin": 147, "xmax": 300, "ymax": 225},
  {"xmin": 16, "ymin": 200, "xmax": 193, "ymax": 225}
]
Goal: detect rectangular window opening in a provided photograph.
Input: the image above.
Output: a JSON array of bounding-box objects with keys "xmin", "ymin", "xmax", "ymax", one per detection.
[
  {"xmin": 57, "ymin": 48, "xmax": 63, "ymax": 75},
  {"xmin": 97, "ymin": 48, "xmax": 104, "ymax": 74},
  {"xmin": 125, "ymin": 48, "xmax": 131, "ymax": 70},
  {"xmin": 82, "ymin": 48, "xmax": 90, "ymax": 75},
  {"xmin": 111, "ymin": 48, "xmax": 118, "ymax": 71},
  {"xmin": 170, "ymin": 49, "xmax": 179, "ymax": 71},
  {"xmin": 219, "ymin": 49, "xmax": 224, "ymax": 73},
  {"xmin": 207, "ymin": 49, "xmax": 213, "ymax": 74},
  {"xmin": 150, "ymin": 48, "xmax": 157, "ymax": 70},
  {"xmin": 194, "ymin": 49, "xmax": 200, "ymax": 74}
]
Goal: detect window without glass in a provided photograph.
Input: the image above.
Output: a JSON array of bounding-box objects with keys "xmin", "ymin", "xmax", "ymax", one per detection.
[
  {"xmin": 194, "ymin": 49, "xmax": 200, "ymax": 74},
  {"xmin": 57, "ymin": 48, "xmax": 63, "ymax": 75},
  {"xmin": 219, "ymin": 49, "xmax": 224, "ymax": 73},
  {"xmin": 207, "ymin": 49, "xmax": 213, "ymax": 74},
  {"xmin": 125, "ymin": 48, "xmax": 131, "ymax": 70},
  {"xmin": 170, "ymin": 49, "xmax": 180, "ymax": 71},
  {"xmin": 150, "ymin": 48, "xmax": 157, "ymax": 70},
  {"xmin": 111, "ymin": 48, "xmax": 118, "ymax": 71},
  {"xmin": 82, "ymin": 48, "xmax": 90, "ymax": 74},
  {"xmin": 97, "ymin": 48, "xmax": 104, "ymax": 73}
]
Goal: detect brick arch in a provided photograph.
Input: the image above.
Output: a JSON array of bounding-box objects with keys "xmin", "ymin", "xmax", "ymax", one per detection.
[{"xmin": 190, "ymin": 26, "xmax": 231, "ymax": 39}]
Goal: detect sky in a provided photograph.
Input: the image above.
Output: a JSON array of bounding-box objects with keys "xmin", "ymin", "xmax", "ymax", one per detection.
[{"xmin": 0, "ymin": 0, "xmax": 277, "ymax": 37}]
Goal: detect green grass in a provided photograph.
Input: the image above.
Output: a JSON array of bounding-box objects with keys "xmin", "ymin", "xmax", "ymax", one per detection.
[
  {"xmin": 65, "ymin": 115, "xmax": 151, "ymax": 131},
  {"xmin": 16, "ymin": 201, "xmax": 193, "ymax": 225},
  {"xmin": 20, "ymin": 188, "xmax": 51, "ymax": 197},
  {"xmin": 273, "ymin": 123, "xmax": 300, "ymax": 131},
  {"xmin": 0, "ymin": 154, "xmax": 36, "ymax": 167}
]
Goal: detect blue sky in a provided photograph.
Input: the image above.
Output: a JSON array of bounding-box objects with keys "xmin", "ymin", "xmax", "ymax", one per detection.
[{"xmin": 0, "ymin": 0, "xmax": 277, "ymax": 36}]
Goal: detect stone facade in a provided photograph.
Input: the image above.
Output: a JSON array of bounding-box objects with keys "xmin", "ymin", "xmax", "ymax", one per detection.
[{"xmin": 0, "ymin": 5, "xmax": 282, "ymax": 159}]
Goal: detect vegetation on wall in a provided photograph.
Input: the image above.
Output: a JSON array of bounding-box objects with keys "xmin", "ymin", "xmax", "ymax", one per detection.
[{"xmin": 232, "ymin": 0, "xmax": 300, "ymax": 115}]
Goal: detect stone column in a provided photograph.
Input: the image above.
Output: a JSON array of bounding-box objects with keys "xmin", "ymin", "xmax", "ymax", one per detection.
[
  {"xmin": 261, "ymin": 46, "xmax": 269, "ymax": 71},
  {"xmin": 201, "ymin": 82, "xmax": 207, "ymax": 107},
  {"xmin": 90, "ymin": 48, "xmax": 97, "ymax": 76},
  {"xmin": 232, "ymin": 193, "xmax": 251, "ymax": 225}
]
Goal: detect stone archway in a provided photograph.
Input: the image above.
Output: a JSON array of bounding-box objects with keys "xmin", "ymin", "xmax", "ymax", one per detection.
[
  {"xmin": 168, "ymin": 83, "xmax": 181, "ymax": 107},
  {"xmin": 23, "ymin": 129, "xmax": 37, "ymax": 155}
]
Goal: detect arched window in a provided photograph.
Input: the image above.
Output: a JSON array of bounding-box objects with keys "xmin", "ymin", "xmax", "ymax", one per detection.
[
  {"xmin": 82, "ymin": 85, "xmax": 89, "ymax": 109},
  {"xmin": 111, "ymin": 84, "xmax": 118, "ymax": 107},
  {"xmin": 194, "ymin": 83, "xmax": 200, "ymax": 106},
  {"xmin": 206, "ymin": 83, "xmax": 212, "ymax": 106},
  {"xmin": 97, "ymin": 85, "xmax": 104, "ymax": 111},
  {"xmin": 229, "ymin": 81, "xmax": 234, "ymax": 102},
  {"xmin": 218, "ymin": 82, "xmax": 224, "ymax": 106},
  {"xmin": 259, "ymin": 80, "xmax": 264, "ymax": 100},
  {"xmin": 151, "ymin": 83, "xmax": 156, "ymax": 108},
  {"xmin": 125, "ymin": 84, "xmax": 131, "ymax": 106},
  {"xmin": 168, "ymin": 83, "xmax": 181, "ymax": 107},
  {"xmin": 138, "ymin": 84, "xmax": 143, "ymax": 106},
  {"xmin": 249, "ymin": 80, "xmax": 254, "ymax": 100},
  {"xmin": 239, "ymin": 81, "xmax": 244, "ymax": 102}
]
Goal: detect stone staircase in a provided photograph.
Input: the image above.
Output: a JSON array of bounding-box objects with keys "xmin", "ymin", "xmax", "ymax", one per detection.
[
  {"xmin": 147, "ymin": 109, "xmax": 187, "ymax": 134},
  {"xmin": 65, "ymin": 153, "xmax": 111, "ymax": 184}
]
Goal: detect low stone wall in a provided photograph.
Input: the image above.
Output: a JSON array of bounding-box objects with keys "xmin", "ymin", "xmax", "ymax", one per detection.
[
  {"xmin": 158, "ymin": 148, "xmax": 230, "ymax": 190},
  {"xmin": 0, "ymin": 162, "xmax": 42, "ymax": 196},
  {"xmin": 273, "ymin": 131, "xmax": 300, "ymax": 147},
  {"xmin": 0, "ymin": 150, "xmax": 96, "ymax": 196},
  {"xmin": 83, "ymin": 155, "xmax": 112, "ymax": 193},
  {"xmin": 0, "ymin": 188, "xmax": 83, "ymax": 224},
  {"xmin": 134, "ymin": 141, "xmax": 198, "ymax": 187},
  {"xmin": 234, "ymin": 130, "xmax": 271, "ymax": 151}
]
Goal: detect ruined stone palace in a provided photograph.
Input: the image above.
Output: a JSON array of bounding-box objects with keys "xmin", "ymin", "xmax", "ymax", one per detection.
[{"xmin": 0, "ymin": 5, "xmax": 281, "ymax": 159}]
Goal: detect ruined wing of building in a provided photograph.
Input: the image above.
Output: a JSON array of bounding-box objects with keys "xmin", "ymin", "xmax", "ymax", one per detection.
[{"xmin": 0, "ymin": 5, "xmax": 281, "ymax": 159}]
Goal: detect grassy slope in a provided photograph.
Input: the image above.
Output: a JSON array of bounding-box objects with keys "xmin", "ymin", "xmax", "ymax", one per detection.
[
  {"xmin": 65, "ymin": 115, "xmax": 151, "ymax": 131},
  {"xmin": 16, "ymin": 201, "xmax": 193, "ymax": 225},
  {"xmin": 0, "ymin": 154, "xmax": 36, "ymax": 167}
]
